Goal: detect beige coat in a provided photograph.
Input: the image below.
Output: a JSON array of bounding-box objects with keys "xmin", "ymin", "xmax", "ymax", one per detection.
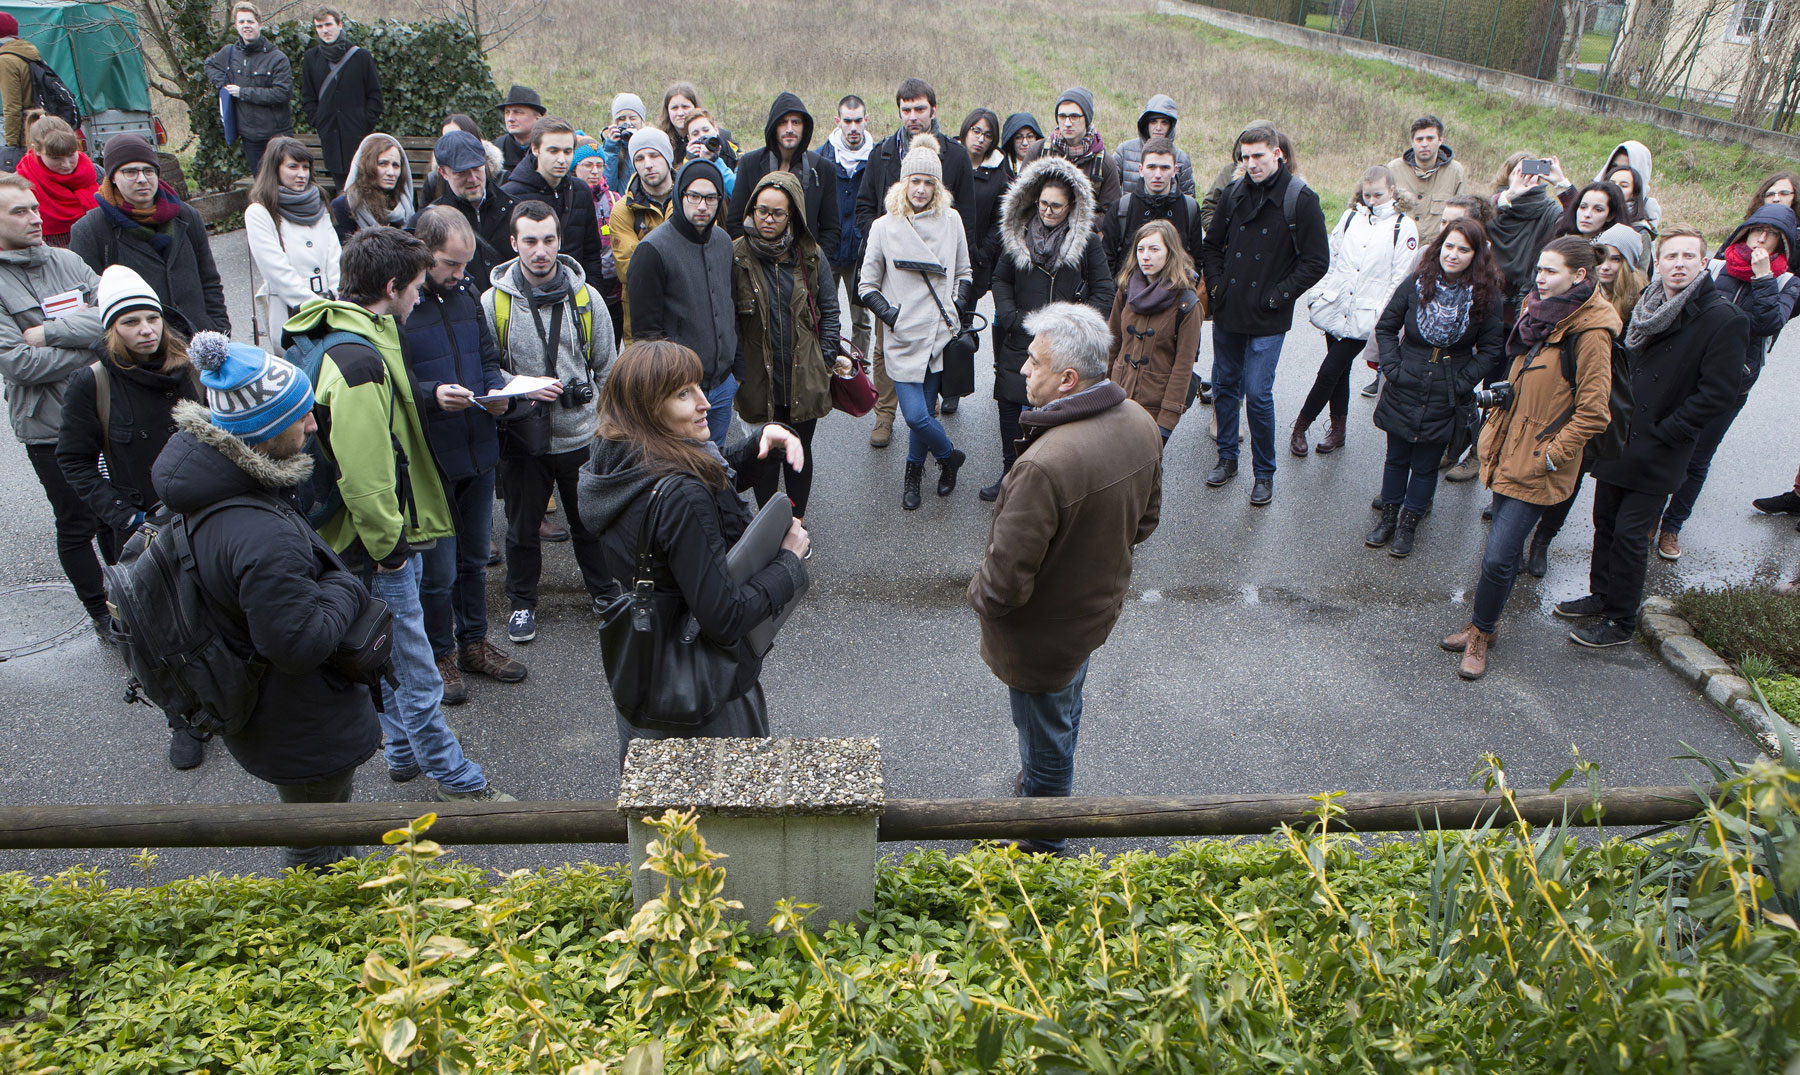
[{"xmin": 1387, "ymin": 148, "xmax": 1468, "ymax": 245}]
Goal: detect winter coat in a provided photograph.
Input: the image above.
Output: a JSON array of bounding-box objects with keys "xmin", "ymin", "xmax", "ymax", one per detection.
[
  {"xmin": 427, "ymin": 180, "xmax": 517, "ymax": 306},
  {"xmin": 1591, "ymin": 275, "xmax": 1749, "ymax": 495},
  {"xmin": 1476, "ymin": 289, "xmax": 1622, "ymax": 505},
  {"xmin": 629, "ymin": 185, "xmax": 736, "ymax": 390},
  {"xmin": 1114, "ymin": 95, "xmax": 1196, "ymax": 197},
  {"xmin": 1023, "ymin": 135, "xmax": 1123, "ymax": 224},
  {"xmin": 282, "ymin": 298, "xmax": 455, "ymax": 569},
  {"xmin": 1594, "ymin": 140, "xmax": 1662, "ymax": 233},
  {"xmin": 300, "ymin": 42, "xmax": 382, "ymax": 183},
  {"xmin": 203, "ymin": 37, "xmax": 294, "ymax": 145},
  {"xmin": 1303, "ymin": 200, "xmax": 1419, "ymax": 341},
  {"xmin": 854, "ymin": 124, "xmax": 979, "ymax": 261},
  {"xmin": 328, "ymin": 133, "xmax": 418, "ymax": 242},
  {"xmin": 859, "ymin": 194, "xmax": 972, "ymax": 384},
  {"xmin": 1107, "ymin": 279, "xmax": 1203, "ymax": 432},
  {"xmin": 55, "ymin": 348, "xmax": 202, "ymax": 534},
  {"xmin": 69, "ymin": 199, "xmax": 231, "ymax": 335},
  {"xmin": 970, "ymin": 380, "xmax": 1162, "ymax": 693},
  {"xmin": 152, "ymin": 400, "xmax": 379, "ymax": 785},
  {"xmin": 483, "ymin": 254, "xmax": 615, "ymax": 457},
  {"xmin": 1200, "ymin": 163, "xmax": 1330, "ymax": 336},
  {"xmin": 404, "ymin": 273, "xmax": 509, "ymax": 480},
  {"xmin": 1371, "ymin": 275, "xmax": 1505, "ymax": 445},
  {"xmin": 1488, "ymin": 185, "xmax": 1564, "ymax": 303},
  {"xmin": 0, "ymin": 243, "xmax": 102, "ymax": 444},
  {"xmin": 990, "ymin": 157, "xmax": 1115, "ymax": 404},
  {"xmin": 610, "ymin": 178, "xmax": 672, "ymax": 340},
  {"xmin": 818, "ymin": 129, "xmax": 870, "ymax": 268},
  {"xmin": 966, "ymin": 150, "xmax": 1008, "ymax": 297},
  {"xmin": 500, "ymin": 134, "xmax": 531, "ymax": 175},
  {"xmin": 1386, "ymin": 146, "xmax": 1468, "ymax": 244},
  {"xmin": 732, "ymin": 171, "xmax": 837, "ymax": 424},
  {"xmin": 1102, "ymin": 188, "xmax": 1203, "ymax": 276},
  {"xmin": 724, "ymin": 92, "xmax": 842, "ymax": 263},
  {"xmin": 1707, "ymin": 204, "xmax": 1800, "ymax": 374},
  {"xmin": 502, "ymin": 155, "xmax": 608, "ymax": 286},
  {"xmin": 578, "ymin": 432, "xmax": 809, "ymax": 713},
  {"xmin": 0, "ymin": 36, "xmax": 41, "ymax": 147},
  {"xmin": 244, "ymin": 201, "xmax": 341, "ymax": 337}
]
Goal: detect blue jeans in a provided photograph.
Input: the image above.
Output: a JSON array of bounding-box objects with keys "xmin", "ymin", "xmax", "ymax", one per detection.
[
  {"xmin": 370, "ymin": 556, "xmax": 487, "ymax": 792},
  {"xmin": 1009, "ymin": 659, "xmax": 1090, "ymax": 854},
  {"xmin": 1211, "ymin": 330, "xmax": 1286, "ymax": 478},
  {"xmin": 420, "ymin": 467, "xmax": 497, "ymax": 657},
  {"xmin": 1471, "ymin": 494, "xmax": 1548, "ymax": 633},
  {"xmin": 706, "ymin": 374, "xmax": 738, "ymax": 447},
  {"xmin": 893, "ymin": 371, "xmax": 953, "ymax": 465},
  {"xmin": 1380, "ymin": 433, "xmax": 1446, "ymax": 515},
  {"xmin": 1662, "ymin": 363, "xmax": 1760, "ymax": 534}
]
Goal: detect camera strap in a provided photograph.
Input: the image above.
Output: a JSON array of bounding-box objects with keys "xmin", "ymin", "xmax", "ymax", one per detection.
[{"xmin": 527, "ymin": 297, "xmax": 566, "ymax": 377}]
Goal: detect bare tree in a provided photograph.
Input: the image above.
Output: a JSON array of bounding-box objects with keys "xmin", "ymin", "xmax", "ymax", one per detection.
[
  {"xmin": 1729, "ymin": 0, "xmax": 1800, "ymax": 126},
  {"xmin": 409, "ymin": 0, "xmax": 547, "ymax": 52}
]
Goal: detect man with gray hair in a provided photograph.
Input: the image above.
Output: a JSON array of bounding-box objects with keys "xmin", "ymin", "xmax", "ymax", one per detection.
[{"xmin": 968, "ymin": 301, "xmax": 1162, "ymax": 856}]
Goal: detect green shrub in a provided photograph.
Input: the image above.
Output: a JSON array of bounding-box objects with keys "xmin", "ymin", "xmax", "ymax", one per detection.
[{"xmin": 1676, "ymin": 583, "xmax": 1800, "ymax": 676}]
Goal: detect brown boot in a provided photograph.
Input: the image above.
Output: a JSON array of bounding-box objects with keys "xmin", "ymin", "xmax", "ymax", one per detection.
[
  {"xmin": 1289, "ymin": 420, "xmax": 1310, "ymax": 457},
  {"xmin": 436, "ymin": 652, "xmax": 468, "ymax": 705},
  {"xmin": 870, "ymin": 414, "xmax": 894, "ymax": 448},
  {"xmin": 1441, "ymin": 623, "xmax": 1476, "ymax": 652},
  {"xmin": 457, "ymin": 639, "xmax": 528, "ymax": 683},
  {"xmin": 1458, "ymin": 628, "xmax": 1496, "ymax": 680},
  {"xmin": 1315, "ymin": 415, "xmax": 1346, "ymax": 454}
]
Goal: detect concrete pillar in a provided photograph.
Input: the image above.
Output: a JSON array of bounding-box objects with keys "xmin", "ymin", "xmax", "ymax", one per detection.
[{"xmin": 617, "ymin": 737, "xmax": 884, "ymax": 929}]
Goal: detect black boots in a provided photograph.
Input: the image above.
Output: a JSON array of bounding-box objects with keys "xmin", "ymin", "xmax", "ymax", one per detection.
[
  {"xmin": 937, "ymin": 449, "xmax": 966, "ymax": 496},
  {"xmin": 902, "ymin": 462, "xmax": 923, "ymax": 510},
  {"xmin": 1390, "ymin": 509, "xmax": 1422, "ymax": 558},
  {"xmin": 1526, "ymin": 534, "xmax": 1550, "ymax": 578},
  {"xmin": 980, "ymin": 459, "xmax": 1012, "ymax": 502},
  {"xmin": 1366, "ymin": 503, "xmax": 1399, "ymax": 547}
]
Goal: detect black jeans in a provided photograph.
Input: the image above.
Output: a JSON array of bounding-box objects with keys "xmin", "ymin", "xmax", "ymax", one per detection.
[
  {"xmin": 26, "ymin": 442, "xmax": 112, "ymax": 618},
  {"xmin": 1380, "ymin": 433, "xmax": 1446, "ymax": 514},
  {"xmin": 273, "ymin": 765, "xmax": 358, "ymax": 870},
  {"xmin": 1589, "ymin": 480, "xmax": 1665, "ymax": 628},
  {"xmin": 1297, "ymin": 332, "xmax": 1366, "ymax": 426},
  {"xmin": 1532, "ymin": 462, "xmax": 1593, "ymax": 546},
  {"xmin": 997, "ymin": 400, "xmax": 1024, "ymax": 470},
  {"xmin": 751, "ymin": 407, "xmax": 818, "ymax": 519},
  {"xmin": 499, "ymin": 447, "xmax": 613, "ymax": 610},
  {"xmin": 242, "ymin": 138, "xmax": 272, "ymax": 181}
]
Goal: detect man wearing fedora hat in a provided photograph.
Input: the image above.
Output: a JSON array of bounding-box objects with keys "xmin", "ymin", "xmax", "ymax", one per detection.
[{"xmin": 497, "ymin": 85, "xmax": 546, "ymax": 174}]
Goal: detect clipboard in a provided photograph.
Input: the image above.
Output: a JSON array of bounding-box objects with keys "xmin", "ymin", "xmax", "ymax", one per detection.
[{"xmin": 726, "ymin": 494, "xmax": 807, "ymax": 657}]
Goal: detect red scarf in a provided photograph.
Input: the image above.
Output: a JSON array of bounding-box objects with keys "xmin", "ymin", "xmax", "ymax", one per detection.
[
  {"xmin": 1724, "ymin": 242, "xmax": 1788, "ymax": 281},
  {"xmin": 16, "ymin": 151, "xmax": 98, "ymax": 235}
]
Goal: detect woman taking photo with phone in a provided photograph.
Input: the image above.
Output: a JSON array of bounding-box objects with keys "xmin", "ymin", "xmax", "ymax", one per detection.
[{"xmin": 243, "ymin": 136, "xmax": 340, "ymax": 336}]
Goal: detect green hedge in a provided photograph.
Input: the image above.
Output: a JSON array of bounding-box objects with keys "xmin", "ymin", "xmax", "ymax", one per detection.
[
  {"xmin": 1339, "ymin": 0, "xmax": 1558, "ymax": 75},
  {"xmin": 1676, "ymin": 583, "xmax": 1800, "ymax": 675},
  {"xmin": 3, "ymin": 752, "xmax": 1797, "ymax": 1072}
]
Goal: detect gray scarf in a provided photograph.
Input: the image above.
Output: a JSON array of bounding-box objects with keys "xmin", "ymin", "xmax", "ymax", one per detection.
[
  {"xmin": 275, "ymin": 184, "xmax": 325, "ymax": 225},
  {"xmin": 1026, "ymin": 213, "xmax": 1068, "ymax": 267},
  {"xmin": 353, "ymin": 187, "xmax": 414, "ymax": 232},
  {"xmin": 1625, "ymin": 274, "xmax": 1704, "ymax": 352}
]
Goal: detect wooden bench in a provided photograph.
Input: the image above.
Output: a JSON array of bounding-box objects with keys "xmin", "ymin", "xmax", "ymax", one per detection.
[{"xmin": 295, "ymin": 133, "xmax": 441, "ymax": 194}]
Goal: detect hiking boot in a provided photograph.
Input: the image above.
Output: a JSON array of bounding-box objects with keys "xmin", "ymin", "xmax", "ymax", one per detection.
[
  {"xmin": 435, "ymin": 783, "xmax": 518, "ymax": 803},
  {"xmin": 936, "ymin": 449, "xmax": 966, "ymax": 496},
  {"xmin": 1366, "ymin": 503, "xmax": 1399, "ymax": 548},
  {"xmin": 1569, "ymin": 619, "xmax": 1634, "ymax": 648},
  {"xmin": 1315, "ymin": 416, "xmax": 1346, "ymax": 454},
  {"xmin": 1526, "ymin": 535, "xmax": 1551, "ymax": 578},
  {"xmin": 1205, "ymin": 458, "xmax": 1237, "ymax": 487},
  {"xmin": 539, "ymin": 517, "xmax": 569, "ymax": 542},
  {"xmin": 436, "ymin": 652, "xmax": 468, "ymax": 706},
  {"xmin": 902, "ymin": 462, "xmax": 923, "ymax": 511},
  {"xmin": 979, "ymin": 477, "xmax": 1004, "ymax": 502},
  {"xmin": 1752, "ymin": 489, "xmax": 1800, "ymax": 515},
  {"xmin": 1458, "ymin": 628, "xmax": 1495, "ymax": 679},
  {"xmin": 389, "ymin": 762, "xmax": 421, "ymax": 783},
  {"xmin": 1360, "ymin": 372, "xmax": 1381, "ymax": 398},
  {"xmin": 91, "ymin": 612, "xmax": 114, "ymax": 646},
  {"xmin": 1656, "ymin": 530, "xmax": 1682, "ymax": 561},
  {"xmin": 1389, "ymin": 509, "xmax": 1422, "ymax": 558},
  {"xmin": 1289, "ymin": 421, "xmax": 1310, "ymax": 458},
  {"xmin": 457, "ymin": 639, "xmax": 527, "ymax": 683},
  {"xmin": 1444, "ymin": 454, "xmax": 1481, "ymax": 483},
  {"xmin": 1249, "ymin": 477, "xmax": 1273, "ymax": 506},
  {"xmin": 507, "ymin": 608, "xmax": 537, "ymax": 643},
  {"xmin": 1441, "ymin": 623, "xmax": 1489, "ymax": 653},
  {"xmin": 1553, "ymin": 594, "xmax": 1607, "ymax": 619},
  {"xmin": 168, "ymin": 727, "xmax": 204, "ymax": 770},
  {"xmin": 870, "ymin": 416, "xmax": 894, "ymax": 448}
]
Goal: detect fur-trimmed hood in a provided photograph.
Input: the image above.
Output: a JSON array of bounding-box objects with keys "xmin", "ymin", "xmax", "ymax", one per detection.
[
  {"xmin": 154, "ymin": 399, "xmax": 315, "ymax": 515},
  {"xmin": 998, "ymin": 155, "xmax": 1097, "ymax": 272}
]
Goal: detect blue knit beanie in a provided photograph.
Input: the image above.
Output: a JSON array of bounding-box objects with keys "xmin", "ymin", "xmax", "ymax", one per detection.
[
  {"xmin": 188, "ymin": 331, "xmax": 314, "ymax": 445},
  {"xmin": 571, "ymin": 142, "xmax": 603, "ymax": 171}
]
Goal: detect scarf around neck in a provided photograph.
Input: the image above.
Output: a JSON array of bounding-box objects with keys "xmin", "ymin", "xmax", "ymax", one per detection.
[
  {"xmin": 1414, "ymin": 278, "xmax": 1472, "ymax": 348},
  {"xmin": 275, "ymin": 184, "xmax": 325, "ymax": 225},
  {"xmin": 1026, "ymin": 212, "xmax": 1069, "ymax": 267},
  {"xmin": 354, "ymin": 186, "xmax": 414, "ymax": 232},
  {"xmin": 1724, "ymin": 243, "xmax": 1787, "ymax": 282},
  {"xmin": 1507, "ymin": 279, "xmax": 1594, "ymax": 356},
  {"xmin": 17, "ymin": 152, "xmax": 97, "ymax": 233},
  {"xmin": 316, "ymin": 37, "xmax": 352, "ymax": 64},
  {"xmin": 1054, "ymin": 129, "xmax": 1105, "ymax": 163},
  {"xmin": 745, "ymin": 227, "xmax": 794, "ymax": 262},
  {"xmin": 1625, "ymin": 273, "xmax": 1706, "ymax": 352},
  {"xmin": 1126, "ymin": 269, "xmax": 1173, "ymax": 314}
]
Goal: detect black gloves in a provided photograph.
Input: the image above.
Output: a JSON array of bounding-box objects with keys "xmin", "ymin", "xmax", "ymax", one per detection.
[
  {"xmin": 954, "ymin": 280, "xmax": 974, "ymax": 330},
  {"xmin": 863, "ymin": 290, "xmax": 900, "ymax": 329}
]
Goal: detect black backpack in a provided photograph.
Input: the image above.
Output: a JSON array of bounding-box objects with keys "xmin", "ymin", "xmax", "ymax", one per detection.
[
  {"xmin": 1543, "ymin": 328, "xmax": 1633, "ymax": 462},
  {"xmin": 25, "ymin": 58, "xmax": 80, "ymax": 129},
  {"xmin": 103, "ymin": 495, "xmax": 277, "ymax": 738}
]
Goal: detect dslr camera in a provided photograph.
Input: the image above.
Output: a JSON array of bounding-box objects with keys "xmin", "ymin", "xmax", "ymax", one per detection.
[
  {"xmin": 1472, "ymin": 381, "xmax": 1515, "ymax": 411},
  {"xmin": 698, "ymin": 134, "xmax": 722, "ymax": 157},
  {"xmin": 559, "ymin": 377, "xmax": 595, "ymax": 409}
]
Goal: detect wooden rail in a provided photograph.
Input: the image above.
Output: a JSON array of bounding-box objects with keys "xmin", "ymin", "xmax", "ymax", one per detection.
[{"xmin": 0, "ymin": 787, "xmax": 1711, "ymax": 849}]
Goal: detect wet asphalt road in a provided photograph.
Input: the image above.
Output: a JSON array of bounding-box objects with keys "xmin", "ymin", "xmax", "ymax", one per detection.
[{"xmin": 0, "ymin": 230, "xmax": 1790, "ymax": 881}]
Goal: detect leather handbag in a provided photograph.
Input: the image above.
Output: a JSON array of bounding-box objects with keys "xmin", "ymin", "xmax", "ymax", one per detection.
[
  {"xmin": 829, "ymin": 339, "xmax": 878, "ymax": 416},
  {"xmin": 595, "ymin": 476, "xmax": 742, "ymax": 728}
]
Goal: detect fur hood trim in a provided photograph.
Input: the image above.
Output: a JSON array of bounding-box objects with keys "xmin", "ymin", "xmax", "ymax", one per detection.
[
  {"xmin": 173, "ymin": 399, "xmax": 315, "ymax": 489},
  {"xmin": 998, "ymin": 156, "xmax": 1097, "ymax": 272}
]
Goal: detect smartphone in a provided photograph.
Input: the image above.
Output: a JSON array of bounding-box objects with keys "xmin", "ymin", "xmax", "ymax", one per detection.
[{"xmin": 1520, "ymin": 158, "xmax": 1553, "ymax": 176}]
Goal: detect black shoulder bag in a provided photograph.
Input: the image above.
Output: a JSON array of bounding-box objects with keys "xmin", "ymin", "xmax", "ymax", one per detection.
[{"xmin": 595, "ymin": 476, "xmax": 743, "ymax": 729}]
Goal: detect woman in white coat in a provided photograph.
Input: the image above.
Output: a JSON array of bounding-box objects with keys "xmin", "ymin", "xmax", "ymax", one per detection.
[
  {"xmin": 859, "ymin": 136, "xmax": 972, "ymax": 511},
  {"xmin": 243, "ymin": 136, "xmax": 341, "ymax": 340},
  {"xmin": 1290, "ymin": 165, "xmax": 1417, "ymax": 456}
]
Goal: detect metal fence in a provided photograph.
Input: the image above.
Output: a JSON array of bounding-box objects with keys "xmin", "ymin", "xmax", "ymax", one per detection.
[{"xmin": 1181, "ymin": 0, "xmax": 1800, "ymax": 133}]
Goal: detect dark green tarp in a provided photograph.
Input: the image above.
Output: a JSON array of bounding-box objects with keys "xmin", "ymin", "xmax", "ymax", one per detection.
[{"xmin": 7, "ymin": 0, "xmax": 150, "ymax": 114}]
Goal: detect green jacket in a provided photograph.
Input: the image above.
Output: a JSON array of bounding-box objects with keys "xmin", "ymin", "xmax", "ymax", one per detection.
[
  {"xmin": 731, "ymin": 169, "xmax": 837, "ymax": 424},
  {"xmin": 285, "ymin": 298, "xmax": 453, "ymax": 567}
]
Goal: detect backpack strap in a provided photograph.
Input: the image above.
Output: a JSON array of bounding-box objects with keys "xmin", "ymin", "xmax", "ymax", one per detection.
[
  {"xmin": 89, "ymin": 360, "xmax": 111, "ymax": 438},
  {"xmin": 572, "ymin": 285, "xmax": 594, "ymax": 364},
  {"xmin": 1174, "ymin": 287, "xmax": 1200, "ymax": 330},
  {"xmin": 1281, "ymin": 174, "xmax": 1306, "ymax": 256},
  {"xmin": 492, "ymin": 289, "xmax": 513, "ymax": 354}
]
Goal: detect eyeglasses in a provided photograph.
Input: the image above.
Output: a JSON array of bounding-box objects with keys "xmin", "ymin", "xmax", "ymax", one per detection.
[
  {"xmin": 1038, "ymin": 199, "xmax": 1068, "ymax": 212},
  {"xmin": 682, "ymin": 192, "xmax": 721, "ymax": 206},
  {"xmin": 116, "ymin": 166, "xmax": 158, "ymax": 179},
  {"xmin": 752, "ymin": 206, "xmax": 789, "ymax": 221},
  {"xmin": 1055, "ymin": 111, "xmax": 1085, "ymax": 123}
]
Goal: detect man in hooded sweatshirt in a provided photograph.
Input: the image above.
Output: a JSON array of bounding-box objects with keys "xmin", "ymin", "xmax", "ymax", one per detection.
[
  {"xmin": 1114, "ymin": 95, "xmax": 1194, "ymax": 198},
  {"xmin": 1386, "ymin": 116, "xmax": 1466, "ymax": 246},
  {"xmin": 628, "ymin": 157, "xmax": 738, "ymax": 445},
  {"xmin": 1023, "ymin": 87, "xmax": 1122, "ymax": 223},
  {"xmin": 502, "ymin": 115, "xmax": 606, "ymax": 287},
  {"xmin": 300, "ymin": 7, "xmax": 382, "ymax": 190},
  {"xmin": 726, "ymin": 92, "xmax": 840, "ymax": 262}
]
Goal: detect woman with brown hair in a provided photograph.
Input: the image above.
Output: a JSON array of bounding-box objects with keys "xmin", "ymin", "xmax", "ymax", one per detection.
[
  {"xmin": 658, "ymin": 82, "xmax": 737, "ymax": 168},
  {"xmin": 15, "ymin": 114, "xmax": 97, "ymax": 246},
  {"xmin": 1747, "ymin": 171, "xmax": 1798, "ymax": 218},
  {"xmin": 1107, "ymin": 218, "xmax": 1203, "ymax": 441},
  {"xmin": 243, "ymin": 135, "xmax": 340, "ymax": 335},
  {"xmin": 329, "ymin": 132, "xmax": 416, "ymax": 241},
  {"xmin": 579, "ymin": 340, "xmax": 809, "ymax": 764}
]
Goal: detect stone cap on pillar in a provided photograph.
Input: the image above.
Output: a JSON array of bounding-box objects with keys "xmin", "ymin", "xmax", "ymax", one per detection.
[{"xmin": 617, "ymin": 737, "xmax": 884, "ymax": 818}]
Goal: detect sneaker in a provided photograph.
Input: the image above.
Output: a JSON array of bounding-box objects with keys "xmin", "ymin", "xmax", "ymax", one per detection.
[
  {"xmin": 435, "ymin": 652, "xmax": 468, "ymax": 705},
  {"xmin": 1444, "ymin": 455, "xmax": 1481, "ymax": 483},
  {"xmin": 389, "ymin": 762, "xmax": 421, "ymax": 783},
  {"xmin": 507, "ymin": 608, "xmax": 537, "ymax": 643},
  {"xmin": 1751, "ymin": 489, "xmax": 1800, "ymax": 515},
  {"xmin": 1569, "ymin": 620, "xmax": 1634, "ymax": 648},
  {"xmin": 168, "ymin": 727, "xmax": 204, "ymax": 770},
  {"xmin": 1553, "ymin": 594, "xmax": 1607, "ymax": 619},
  {"xmin": 1360, "ymin": 373, "xmax": 1381, "ymax": 398},
  {"xmin": 1656, "ymin": 530, "xmax": 1681, "ymax": 561},
  {"xmin": 457, "ymin": 639, "xmax": 527, "ymax": 683},
  {"xmin": 435, "ymin": 783, "xmax": 518, "ymax": 803}
]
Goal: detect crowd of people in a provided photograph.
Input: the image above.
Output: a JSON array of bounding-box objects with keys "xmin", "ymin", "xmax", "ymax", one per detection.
[{"xmin": 1, "ymin": 2, "xmax": 1798, "ymax": 861}]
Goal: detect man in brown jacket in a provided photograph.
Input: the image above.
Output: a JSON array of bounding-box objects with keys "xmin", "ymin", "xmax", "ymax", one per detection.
[
  {"xmin": 969, "ymin": 301, "xmax": 1162, "ymax": 855},
  {"xmin": 1387, "ymin": 116, "xmax": 1467, "ymax": 246},
  {"xmin": 0, "ymin": 14, "xmax": 42, "ymax": 170}
]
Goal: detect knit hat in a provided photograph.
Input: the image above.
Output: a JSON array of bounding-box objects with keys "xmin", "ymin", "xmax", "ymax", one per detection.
[
  {"xmin": 611, "ymin": 93, "xmax": 647, "ymax": 123},
  {"xmin": 498, "ymin": 84, "xmax": 546, "ymax": 114},
  {"xmin": 627, "ymin": 127, "xmax": 673, "ymax": 172},
  {"xmin": 102, "ymin": 133, "xmax": 159, "ymax": 181},
  {"xmin": 570, "ymin": 143, "xmax": 603, "ymax": 172},
  {"xmin": 189, "ymin": 331, "xmax": 314, "ymax": 446},
  {"xmin": 434, "ymin": 130, "xmax": 487, "ymax": 172},
  {"xmin": 900, "ymin": 134, "xmax": 942, "ymax": 185},
  {"xmin": 1056, "ymin": 87, "xmax": 1096, "ymax": 128},
  {"xmin": 0, "ymin": 14, "xmax": 18, "ymax": 37},
  {"xmin": 97, "ymin": 265, "xmax": 161, "ymax": 329},
  {"xmin": 1595, "ymin": 223, "xmax": 1644, "ymax": 273}
]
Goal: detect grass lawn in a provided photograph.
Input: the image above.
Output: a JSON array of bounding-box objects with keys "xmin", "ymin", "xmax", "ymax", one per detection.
[{"xmin": 1578, "ymin": 31, "xmax": 1615, "ymax": 66}]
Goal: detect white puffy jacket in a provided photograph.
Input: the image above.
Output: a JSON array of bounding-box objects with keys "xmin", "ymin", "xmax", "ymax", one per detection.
[{"xmin": 1303, "ymin": 199, "xmax": 1418, "ymax": 341}]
